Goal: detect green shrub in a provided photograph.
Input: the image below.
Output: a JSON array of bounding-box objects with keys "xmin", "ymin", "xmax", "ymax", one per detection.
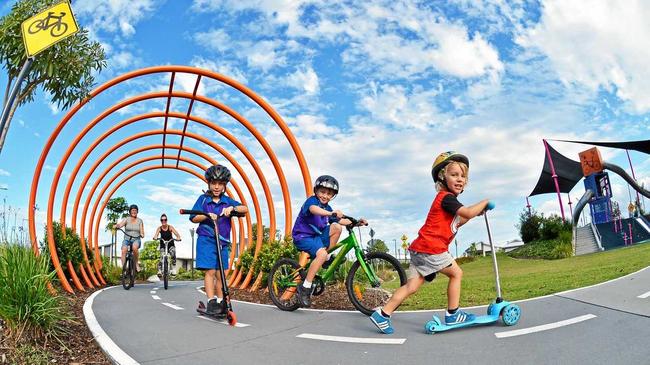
[
  {"xmin": 540, "ymin": 214, "xmax": 571, "ymax": 241},
  {"xmin": 517, "ymin": 209, "xmax": 542, "ymax": 243},
  {"xmin": 455, "ymin": 256, "xmax": 476, "ymax": 265},
  {"xmin": 507, "ymin": 229, "xmax": 572, "ymax": 260},
  {"xmin": 238, "ymin": 246, "xmax": 255, "ymax": 272},
  {"xmin": 0, "ymin": 244, "xmax": 71, "ymax": 341},
  {"xmin": 139, "ymin": 240, "xmax": 159, "ymax": 277},
  {"xmin": 173, "ymin": 267, "xmax": 203, "ymax": 280},
  {"xmin": 100, "ymin": 256, "xmax": 122, "ymax": 285}
]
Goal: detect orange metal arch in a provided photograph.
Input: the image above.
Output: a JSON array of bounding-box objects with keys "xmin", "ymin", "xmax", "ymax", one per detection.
[
  {"xmin": 77, "ymin": 147, "xmax": 255, "ymax": 275},
  {"xmin": 69, "ymin": 129, "xmax": 267, "ymax": 267},
  {"xmin": 91, "ymin": 165, "xmax": 244, "ymax": 277},
  {"xmin": 30, "ymin": 66, "xmax": 313, "ymax": 293}
]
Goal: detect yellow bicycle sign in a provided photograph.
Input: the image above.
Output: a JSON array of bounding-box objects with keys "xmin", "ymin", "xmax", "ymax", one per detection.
[{"xmin": 21, "ymin": 1, "xmax": 79, "ymax": 57}]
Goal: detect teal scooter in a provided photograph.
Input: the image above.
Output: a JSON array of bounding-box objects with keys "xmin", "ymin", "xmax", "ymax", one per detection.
[{"xmin": 425, "ymin": 203, "xmax": 521, "ymax": 334}]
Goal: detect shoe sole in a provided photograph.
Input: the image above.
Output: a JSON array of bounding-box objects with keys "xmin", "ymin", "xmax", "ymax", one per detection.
[{"xmin": 370, "ymin": 316, "xmax": 393, "ymax": 334}]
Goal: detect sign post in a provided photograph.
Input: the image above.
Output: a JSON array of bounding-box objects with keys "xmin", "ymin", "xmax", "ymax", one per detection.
[{"xmin": 0, "ymin": 1, "xmax": 79, "ymax": 154}]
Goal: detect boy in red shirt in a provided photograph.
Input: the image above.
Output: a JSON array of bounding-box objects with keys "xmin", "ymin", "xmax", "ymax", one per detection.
[{"xmin": 370, "ymin": 151, "xmax": 490, "ymax": 334}]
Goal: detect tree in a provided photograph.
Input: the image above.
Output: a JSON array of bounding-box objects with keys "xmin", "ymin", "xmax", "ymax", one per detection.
[
  {"xmin": 466, "ymin": 242, "xmax": 479, "ymax": 257},
  {"xmin": 0, "ymin": 0, "xmax": 107, "ymax": 149},
  {"xmin": 105, "ymin": 197, "xmax": 129, "ymax": 231},
  {"xmin": 517, "ymin": 209, "xmax": 542, "ymax": 243},
  {"xmin": 366, "ymin": 238, "xmax": 389, "ymax": 253},
  {"xmin": 251, "ymin": 222, "xmax": 280, "ymax": 243}
]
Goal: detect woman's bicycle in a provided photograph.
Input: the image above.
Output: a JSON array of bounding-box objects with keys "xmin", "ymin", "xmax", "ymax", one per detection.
[
  {"xmin": 116, "ymin": 228, "xmax": 140, "ymax": 290},
  {"xmin": 159, "ymin": 237, "xmax": 180, "ymax": 290},
  {"xmin": 268, "ymin": 216, "xmax": 407, "ymax": 315}
]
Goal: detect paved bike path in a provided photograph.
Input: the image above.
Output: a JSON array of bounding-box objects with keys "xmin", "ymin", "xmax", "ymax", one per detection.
[{"xmin": 88, "ymin": 267, "xmax": 650, "ymax": 364}]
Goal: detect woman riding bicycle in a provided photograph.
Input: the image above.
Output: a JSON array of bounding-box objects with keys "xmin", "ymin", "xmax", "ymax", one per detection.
[
  {"xmin": 115, "ymin": 204, "xmax": 145, "ymax": 272},
  {"xmin": 152, "ymin": 213, "xmax": 181, "ymax": 276}
]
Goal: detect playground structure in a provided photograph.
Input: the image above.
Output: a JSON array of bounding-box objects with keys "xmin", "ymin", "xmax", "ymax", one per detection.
[
  {"xmin": 529, "ymin": 140, "xmax": 650, "ymax": 255},
  {"xmin": 571, "ymin": 147, "xmax": 650, "ymax": 254},
  {"xmin": 27, "ymin": 66, "xmax": 313, "ymax": 294}
]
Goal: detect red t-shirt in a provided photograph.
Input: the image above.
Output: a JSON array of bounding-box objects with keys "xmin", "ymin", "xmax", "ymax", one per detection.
[{"xmin": 409, "ymin": 191, "xmax": 463, "ymax": 254}]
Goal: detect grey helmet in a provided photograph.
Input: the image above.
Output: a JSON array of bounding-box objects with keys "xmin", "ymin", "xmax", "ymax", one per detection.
[
  {"xmin": 313, "ymin": 175, "xmax": 339, "ymax": 194},
  {"xmin": 205, "ymin": 164, "xmax": 231, "ymax": 182}
]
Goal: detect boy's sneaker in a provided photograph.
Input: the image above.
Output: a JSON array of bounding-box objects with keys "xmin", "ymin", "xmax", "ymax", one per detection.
[
  {"xmin": 296, "ymin": 284, "xmax": 311, "ymax": 307},
  {"xmin": 445, "ymin": 309, "xmax": 476, "ymax": 325},
  {"xmin": 206, "ymin": 298, "xmax": 219, "ymax": 316},
  {"xmin": 370, "ymin": 309, "xmax": 394, "ymax": 334}
]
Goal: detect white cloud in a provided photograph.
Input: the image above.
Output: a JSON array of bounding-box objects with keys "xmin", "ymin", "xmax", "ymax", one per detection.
[
  {"xmin": 0, "ymin": 169, "xmax": 9, "ymax": 176},
  {"xmin": 74, "ymin": 0, "xmax": 158, "ymax": 37},
  {"xmin": 111, "ymin": 51, "xmax": 139, "ymax": 69},
  {"xmin": 193, "ymin": 29, "xmax": 231, "ymax": 53},
  {"xmin": 358, "ymin": 83, "xmax": 442, "ymax": 130},
  {"xmin": 286, "ymin": 67, "xmax": 320, "ymax": 94},
  {"xmin": 518, "ymin": 0, "xmax": 650, "ymax": 112}
]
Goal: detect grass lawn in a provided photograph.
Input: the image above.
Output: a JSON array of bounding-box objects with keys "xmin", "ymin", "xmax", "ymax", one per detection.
[{"xmin": 398, "ymin": 242, "xmax": 650, "ymax": 310}]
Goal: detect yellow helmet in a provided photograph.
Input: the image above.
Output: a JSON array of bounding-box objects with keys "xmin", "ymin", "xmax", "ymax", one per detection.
[{"xmin": 431, "ymin": 151, "xmax": 469, "ymax": 182}]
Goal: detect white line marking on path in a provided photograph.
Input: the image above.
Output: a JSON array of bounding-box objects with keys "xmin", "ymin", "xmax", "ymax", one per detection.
[
  {"xmin": 297, "ymin": 333, "xmax": 406, "ymax": 345},
  {"xmin": 152, "ymin": 295, "xmax": 161, "ymax": 300},
  {"xmin": 150, "ymin": 291, "xmax": 156, "ymax": 294},
  {"xmin": 637, "ymin": 291, "xmax": 650, "ymax": 299},
  {"xmin": 162, "ymin": 303, "xmax": 184, "ymax": 310},
  {"xmin": 195, "ymin": 315, "xmax": 250, "ymax": 327},
  {"xmin": 154, "ymin": 287, "xmax": 159, "ymax": 290},
  {"xmin": 83, "ymin": 286, "xmax": 140, "ymax": 365},
  {"xmin": 495, "ymin": 314, "xmax": 597, "ymax": 338}
]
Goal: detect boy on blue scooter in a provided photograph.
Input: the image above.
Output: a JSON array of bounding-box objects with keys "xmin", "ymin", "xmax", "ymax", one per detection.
[{"xmin": 370, "ymin": 151, "xmax": 490, "ymax": 334}]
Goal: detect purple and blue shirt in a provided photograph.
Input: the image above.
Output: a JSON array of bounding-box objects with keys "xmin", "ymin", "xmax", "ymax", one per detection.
[
  {"xmin": 190, "ymin": 193, "xmax": 241, "ymax": 245},
  {"xmin": 292, "ymin": 196, "xmax": 339, "ymax": 241}
]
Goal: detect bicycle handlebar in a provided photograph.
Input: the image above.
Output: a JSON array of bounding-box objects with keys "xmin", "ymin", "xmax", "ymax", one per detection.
[
  {"xmin": 115, "ymin": 227, "xmax": 141, "ymax": 240},
  {"xmin": 340, "ymin": 215, "xmax": 368, "ymax": 230},
  {"xmin": 158, "ymin": 238, "xmax": 181, "ymax": 242},
  {"xmin": 179, "ymin": 209, "xmax": 247, "ymax": 218}
]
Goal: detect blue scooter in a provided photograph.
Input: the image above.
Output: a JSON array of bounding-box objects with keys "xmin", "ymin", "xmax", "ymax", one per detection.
[{"xmin": 425, "ymin": 203, "xmax": 521, "ymax": 334}]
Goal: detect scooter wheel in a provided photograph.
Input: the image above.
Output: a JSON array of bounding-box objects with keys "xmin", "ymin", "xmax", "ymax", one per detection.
[
  {"xmin": 487, "ymin": 302, "xmax": 498, "ymax": 316},
  {"xmin": 227, "ymin": 310, "xmax": 237, "ymax": 326},
  {"xmin": 501, "ymin": 304, "xmax": 521, "ymax": 326},
  {"xmin": 424, "ymin": 321, "xmax": 437, "ymax": 334}
]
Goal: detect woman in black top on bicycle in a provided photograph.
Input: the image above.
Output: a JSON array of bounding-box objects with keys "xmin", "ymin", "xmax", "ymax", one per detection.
[{"xmin": 152, "ymin": 213, "xmax": 181, "ymax": 275}]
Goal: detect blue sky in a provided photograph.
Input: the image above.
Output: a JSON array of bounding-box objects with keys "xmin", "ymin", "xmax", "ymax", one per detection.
[{"xmin": 0, "ymin": 0, "xmax": 649, "ymax": 259}]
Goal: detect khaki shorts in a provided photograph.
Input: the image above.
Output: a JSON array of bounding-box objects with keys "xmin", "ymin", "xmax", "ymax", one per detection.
[{"xmin": 407, "ymin": 250, "xmax": 454, "ymax": 281}]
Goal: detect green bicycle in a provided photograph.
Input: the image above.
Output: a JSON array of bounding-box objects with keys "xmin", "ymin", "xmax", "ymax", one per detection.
[{"xmin": 268, "ymin": 216, "xmax": 407, "ymax": 316}]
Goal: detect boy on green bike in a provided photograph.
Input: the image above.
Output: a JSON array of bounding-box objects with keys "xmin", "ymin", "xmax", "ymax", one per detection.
[
  {"xmin": 292, "ymin": 175, "xmax": 366, "ymax": 307},
  {"xmin": 370, "ymin": 151, "xmax": 490, "ymax": 334}
]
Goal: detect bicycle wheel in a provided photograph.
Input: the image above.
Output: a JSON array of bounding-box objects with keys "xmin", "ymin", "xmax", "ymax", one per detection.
[
  {"xmin": 121, "ymin": 255, "xmax": 131, "ymax": 290},
  {"xmin": 129, "ymin": 255, "xmax": 135, "ymax": 288},
  {"xmin": 163, "ymin": 256, "xmax": 169, "ymax": 290},
  {"xmin": 267, "ymin": 258, "xmax": 303, "ymax": 311},
  {"xmin": 50, "ymin": 22, "xmax": 68, "ymax": 37},
  {"xmin": 346, "ymin": 252, "xmax": 407, "ymax": 316}
]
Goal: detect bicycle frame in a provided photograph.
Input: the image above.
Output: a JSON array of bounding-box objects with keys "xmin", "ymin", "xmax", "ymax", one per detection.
[{"xmin": 295, "ymin": 225, "xmax": 380, "ymax": 287}]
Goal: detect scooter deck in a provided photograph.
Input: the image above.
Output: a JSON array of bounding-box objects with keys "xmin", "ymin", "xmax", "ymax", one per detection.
[
  {"xmin": 196, "ymin": 301, "xmax": 227, "ymax": 320},
  {"xmin": 428, "ymin": 314, "xmax": 499, "ymax": 332}
]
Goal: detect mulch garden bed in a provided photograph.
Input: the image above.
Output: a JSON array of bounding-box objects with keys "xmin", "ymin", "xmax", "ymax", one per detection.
[
  {"xmin": 229, "ymin": 283, "xmax": 357, "ymax": 310},
  {"xmin": 0, "ymin": 289, "xmax": 110, "ymax": 365}
]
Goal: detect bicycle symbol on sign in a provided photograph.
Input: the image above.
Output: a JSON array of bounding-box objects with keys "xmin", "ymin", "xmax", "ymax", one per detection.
[{"xmin": 27, "ymin": 11, "xmax": 68, "ymax": 37}]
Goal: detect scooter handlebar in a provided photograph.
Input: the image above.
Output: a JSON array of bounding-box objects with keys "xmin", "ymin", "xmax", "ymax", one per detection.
[
  {"xmin": 486, "ymin": 201, "xmax": 495, "ymax": 211},
  {"xmin": 179, "ymin": 209, "xmax": 246, "ymax": 218}
]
